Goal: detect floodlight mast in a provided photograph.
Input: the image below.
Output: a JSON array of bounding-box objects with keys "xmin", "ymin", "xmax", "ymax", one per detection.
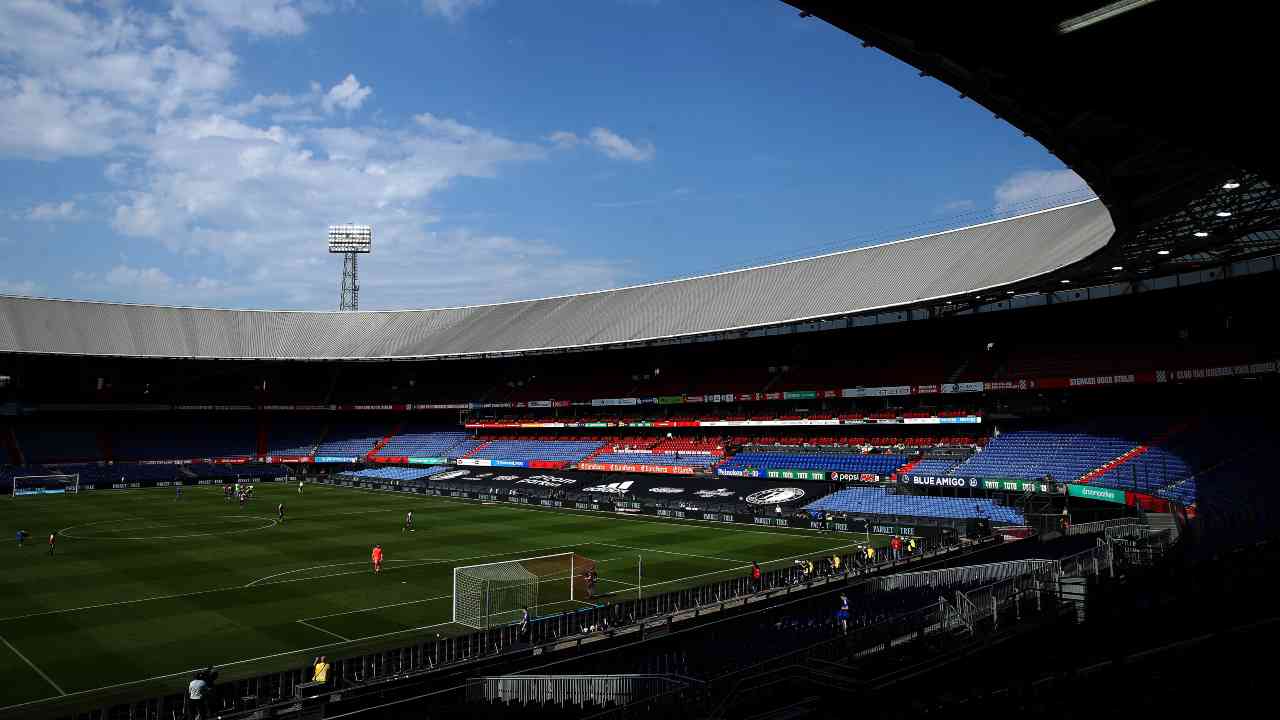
[{"xmin": 327, "ymin": 224, "xmax": 372, "ymax": 311}]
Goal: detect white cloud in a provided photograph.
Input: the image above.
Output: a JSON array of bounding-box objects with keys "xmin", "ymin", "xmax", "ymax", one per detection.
[
  {"xmin": 321, "ymin": 74, "xmax": 372, "ymax": 113},
  {"xmin": 423, "ymin": 0, "xmax": 489, "ymax": 21},
  {"xmin": 177, "ymin": 0, "xmax": 309, "ymax": 37},
  {"xmin": 70, "ymin": 264, "xmax": 249, "ymax": 305},
  {"xmin": 547, "ymin": 130, "xmax": 580, "ymax": 148},
  {"xmin": 0, "ymin": 279, "xmax": 39, "ymax": 296},
  {"xmin": 104, "ymin": 264, "xmax": 177, "ymax": 291},
  {"xmin": 551, "ymin": 127, "xmax": 655, "ymax": 162},
  {"xmin": 0, "ymin": 0, "xmax": 624, "ymax": 309},
  {"xmin": 937, "ymin": 199, "xmax": 975, "ymax": 213},
  {"xmin": 0, "ymin": 77, "xmax": 144, "ymax": 159},
  {"xmin": 588, "ymin": 127, "xmax": 655, "ymax": 162},
  {"xmin": 994, "ymin": 169, "xmax": 1091, "ymax": 211},
  {"xmin": 26, "ymin": 200, "xmax": 80, "ymax": 222}
]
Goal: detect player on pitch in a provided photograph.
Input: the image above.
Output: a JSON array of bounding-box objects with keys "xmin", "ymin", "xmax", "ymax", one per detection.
[
  {"xmin": 403, "ymin": 510, "xmax": 414, "ymax": 533},
  {"xmin": 371, "ymin": 544, "xmax": 384, "ymax": 574}
]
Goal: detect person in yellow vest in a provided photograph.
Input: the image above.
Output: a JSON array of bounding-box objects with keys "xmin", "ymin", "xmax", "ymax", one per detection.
[
  {"xmin": 866, "ymin": 545, "xmax": 876, "ymax": 563},
  {"xmin": 313, "ymin": 656, "xmax": 330, "ymax": 684},
  {"xmin": 907, "ymin": 538, "xmax": 917, "ymax": 556},
  {"xmin": 831, "ymin": 554, "xmax": 842, "ymax": 574}
]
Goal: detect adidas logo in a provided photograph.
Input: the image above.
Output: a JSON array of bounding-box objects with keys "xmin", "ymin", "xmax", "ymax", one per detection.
[{"xmin": 583, "ymin": 480, "xmax": 635, "ymax": 494}]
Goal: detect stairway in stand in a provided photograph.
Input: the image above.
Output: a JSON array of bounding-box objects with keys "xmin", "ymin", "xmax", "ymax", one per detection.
[
  {"xmin": 1078, "ymin": 445, "xmax": 1149, "ymax": 484},
  {"xmin": 460, "ymin": 440, "xmax": 492, "ymax": 459},
  {"xmin": 1145, "ymin": 512, "xmax": 1181, "ymax": 542}
]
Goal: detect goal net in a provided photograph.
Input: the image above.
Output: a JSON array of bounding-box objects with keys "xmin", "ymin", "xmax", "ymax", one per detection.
[
  {"xmin": 11, "ymin": 474, "xmax": 80, "ymax": 497},
  {"xmin": 452, "ymin": 552, "xmax": 597, "ymax": 629}
]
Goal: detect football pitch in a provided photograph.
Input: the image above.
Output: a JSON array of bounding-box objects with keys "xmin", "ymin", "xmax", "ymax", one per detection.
[{"xmin": 0, "ymin": 482, "xmax": 873, "ymax": 713}]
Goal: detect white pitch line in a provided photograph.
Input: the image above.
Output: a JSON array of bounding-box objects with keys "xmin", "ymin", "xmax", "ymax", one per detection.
[
  {"xmin": 0, "ymin": 539, "xmax": 874, "ymax": 714},
  {"xmin": 296, "ymin": 619, "xmax": 351, "ymax": 642},
  {"xmin": 244, "ymin": 541, "xmax": 576, "ymax": 587},
  {"xmin": 301, "ymin": 593, "xmax": 454, "ymax": 622},
  {"xmin": 244, "ymin": 558, "xmax": 452, "ymax": 586},
  {"xmin": 587, "ymin": 541, "xmax": 745, "ymax": 564},
  {"xmin": 0, "ymin": 633, "xmax": 66, "ymax": 696},
  {"xmin": 0, "ymin": 620, "xmax": 459, "ymax": 714},
  {"xmin": 0, "ymin": 542, "xmax": 577, "ymax": 623}
]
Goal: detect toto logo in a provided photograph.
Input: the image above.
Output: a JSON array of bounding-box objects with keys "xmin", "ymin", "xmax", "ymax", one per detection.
[
  {"xmin": 649, "ymin": 487, "xmax": 686, "ymax": 494},
  {"xmin": 746, "ymin": 488, "xmax": 807, "ymax": 505}
]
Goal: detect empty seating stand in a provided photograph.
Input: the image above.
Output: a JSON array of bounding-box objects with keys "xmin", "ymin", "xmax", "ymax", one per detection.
[
  {"xmin": 805, "ymin": 487, "xmax": 1024, "ymax": 524},
  {"xmin": 719, "ymin": 452, "xmax": 906, "ymax": 476}
]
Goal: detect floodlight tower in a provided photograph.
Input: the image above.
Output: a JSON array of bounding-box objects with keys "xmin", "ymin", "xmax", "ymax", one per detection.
[{"xmin": 327, "ymin": 224, "xmax": 372, "ymax": 311}]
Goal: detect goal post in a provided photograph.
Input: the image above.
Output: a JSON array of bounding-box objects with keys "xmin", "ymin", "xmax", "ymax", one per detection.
[
  {"xmin": 452, "ymin": 552, "xmax": 597, "ymax": 629},
  {"xmin": 11, "ymin": 474, "xmax": 80, "ymax": 497}
]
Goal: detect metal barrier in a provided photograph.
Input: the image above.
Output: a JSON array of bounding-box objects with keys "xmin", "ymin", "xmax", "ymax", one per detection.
[
  {"xmin": 868, "ymin": 559, "xmax": 1056, "ymax": 591},
  {"xmin": 467, "ymin": 674, "xmax": 694, "ymax": 709},
  {"xmin": 1066, "ymin": 516, "xmax": 1144, "ymax": 536}
]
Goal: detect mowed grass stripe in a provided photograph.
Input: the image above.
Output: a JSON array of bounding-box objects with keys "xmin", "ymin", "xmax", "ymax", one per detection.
[{"xmin": 0, "ymin": 484, "xmax": 869, "ymax": 707}]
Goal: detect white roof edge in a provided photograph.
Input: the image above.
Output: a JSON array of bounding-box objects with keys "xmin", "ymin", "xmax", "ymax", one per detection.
[{"xmin": 0, "ymin": 198, "xmax": 1101, "ymax": 315}]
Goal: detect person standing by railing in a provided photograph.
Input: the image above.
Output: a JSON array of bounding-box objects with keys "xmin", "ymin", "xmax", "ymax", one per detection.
[{"xmin": 312, "ymin": 656, "xmax": 330, "ymax": 686}]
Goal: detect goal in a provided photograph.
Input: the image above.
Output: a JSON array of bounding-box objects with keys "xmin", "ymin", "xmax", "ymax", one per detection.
[
  {"xmin": 452, "ymin": 552, "xmax": 596, "ymax": 629},
  {"xmin": 11, "ymin": 474, "xmax": 80, "ymax": 497}
]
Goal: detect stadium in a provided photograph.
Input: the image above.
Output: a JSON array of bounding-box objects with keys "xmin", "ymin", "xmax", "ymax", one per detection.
[{"xmin": 0, "ymin": 2, "xmax": 1277, "ymax": 719}]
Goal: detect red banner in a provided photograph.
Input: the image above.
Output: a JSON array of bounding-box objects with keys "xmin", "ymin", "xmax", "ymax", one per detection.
[
  {"xmin": 370, "ymin": 455, "xmax": 408, "ymax": 464},
  {"xmin": 527, "ymin": 460, "xmax": 568, "ymax": 469}
]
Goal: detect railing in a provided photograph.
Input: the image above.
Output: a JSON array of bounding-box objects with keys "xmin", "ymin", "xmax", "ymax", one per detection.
[
  {"xmin": 868, "ymin": 559, "xmax": 1056, "ymax": 591},
  {"xmin": 1066, "ymin": 516, "xmax": 1144, "ymax": 536},
  {"xmin": 1052, "ymin": 543, "xmax": 1115, "ymax": 579},
  {"xmin": 1105, "ymin": 523, "xmax": 1155, "ymax": 540},
  {"xmin": 466, "ymin": 674, "xmax": 695, "ymax": 709}
]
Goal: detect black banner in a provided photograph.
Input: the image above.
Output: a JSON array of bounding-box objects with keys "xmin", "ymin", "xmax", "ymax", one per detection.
[{"xmin": 418, "ymin": 466, "xmax": 821, "ymax": 507}]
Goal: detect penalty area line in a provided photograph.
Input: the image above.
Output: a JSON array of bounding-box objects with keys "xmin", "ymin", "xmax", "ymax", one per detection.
[
  {"xmin": 0, "ymin": 632, "xmax": 66, "ymax": 696},
  {"xmin": 296, "ymin": 620, "xmax": 351, "ymax": 642}
]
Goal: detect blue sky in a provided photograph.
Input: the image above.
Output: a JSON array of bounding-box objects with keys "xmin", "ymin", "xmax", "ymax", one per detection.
[{"xmin": 0, "ymin": 0, "xmax": 1091, "ymax": 309}]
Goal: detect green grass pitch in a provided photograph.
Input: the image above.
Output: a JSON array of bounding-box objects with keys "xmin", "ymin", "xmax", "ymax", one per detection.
[{"xmin": 0, "ymin": 482, "xmax": 878, "ymax": 713}]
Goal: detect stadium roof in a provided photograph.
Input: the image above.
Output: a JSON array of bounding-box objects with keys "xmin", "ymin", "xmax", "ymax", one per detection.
[
  {"xmin": 0, "ymin": 200, "xmax": 1111, "ymax": 360},
  {"xmin": 787, "ymin": 2, "xmax": 1279, "ymax": 230}
]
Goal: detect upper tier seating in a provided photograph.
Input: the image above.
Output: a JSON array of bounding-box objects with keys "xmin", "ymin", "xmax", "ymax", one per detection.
[
  {"xmin": 907, "ymin": 458, "xmax": 960, "ymax": 476},
  {"xmin": 718, "ymin": 452, "xmax": 907, "ymax": 475},
  {"xmin": 314, "ymin": 420, "xmax": 394, "ymax": 457},
  {"xmin": 469, "ymin": 440, "xmax": 604, "ymax": 463},
  {"xmin": 651, "ymin": 437, "xmax": 723, "ymax": 454},
  {"xmin": 113, "ymin": 420, "xmax": 256, "ymax": 461},
  {"xmin": 590, "ymin": 452, "xmax": 719, "ymax": 468},
  {"xmin": 348, "ymin": 466, "xmax": 453, "ymax": 482},
  {"xmin": 13, "ymin": 424, "xmax": 102, "ymax": 463},
  {"xmin": 947, "ymin": 429, "xmax": 1137, "ymax": 482},
  {"xmin": 805, "ymin": 487, "xmax": 1024, "ymax": 524},
  {"xmin": 375, "ymin": 428, "xmax": 475, "ymax": 458},
  {"xmin": 265, "ymin": 419, "xmax": 324, "ymax": 456}
]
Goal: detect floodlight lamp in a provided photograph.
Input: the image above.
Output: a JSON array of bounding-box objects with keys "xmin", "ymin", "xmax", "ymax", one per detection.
[
  {"xmin": 1215, "ymin": 211, "xmax": 1232, "ymax": 218},
  {"xmin": 1060, "ymin": 279, "xmax": 1071, "ymax": 284},
  {"xmin": 1157, "ymin": 249, "xmax": 1171, "ymax": 255},
  {"xmin": 327, "ymin": 224, "xmax": 373, "ymax": 253},
  {"xmin": 1222, "ymin": 181, "xmax": 1240, "ymax": 189},
  {"xmin": 1111, "ymin": 265, "xmax": 1124, "ymax": 271},
  {"xmin": 1194, "ymin": 231, "xmax": 1209, "ymax": 238}
]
